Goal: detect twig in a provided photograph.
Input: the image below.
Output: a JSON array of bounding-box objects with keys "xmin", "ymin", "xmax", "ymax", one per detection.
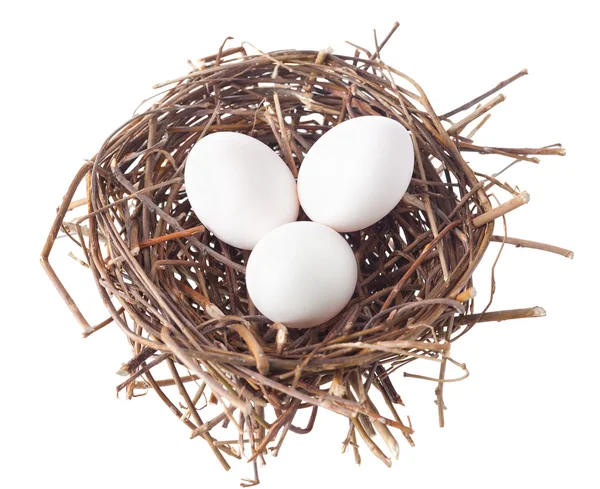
[
  {"xmin": 442, "ymin": 68, "xmax": 528, "ymax": 118},
  {"xmin": 455, "ymin": 306, "xmax": 546, "ymax": 325},
  {"xmin": 490, "ymin": 235, "xmax": 574, "ymax": 258},
  {"xmin": 472, "ymin": 192, "xmax": 530, "ymax": 227},
  {"xmin": 448, "ymin": 94, "xmax": 505, "ymax": 136}
]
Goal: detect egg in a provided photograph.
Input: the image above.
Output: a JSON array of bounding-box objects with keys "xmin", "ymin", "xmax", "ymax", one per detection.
[
  {"xmin": 297, "ymin": 116, "xmax": 414, "ymax": 232},
  {"xmin": 246, "ymin": 221, "xmax": 357, "ymax": 328},
  {"xmin": 184, "ymin": 132, "xmax": 299, "ymax": 250}
]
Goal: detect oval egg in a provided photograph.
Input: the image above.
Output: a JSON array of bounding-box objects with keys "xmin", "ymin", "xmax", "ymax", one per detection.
[
  {"xmin": 297, "ymin": 116, "xmax": 414, "ymax": 232},
  {"xmin": 246, "ymin": 221, "xmax": 357, "ymax": 328},
  {"xmin": 184, "ymin": 132, "xmax": 299, "ymax": 250}
]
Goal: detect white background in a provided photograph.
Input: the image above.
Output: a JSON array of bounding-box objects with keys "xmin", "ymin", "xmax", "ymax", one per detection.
[{"xmin": 2, "ymin": 1, "xmax": 598, "ymax": 487}]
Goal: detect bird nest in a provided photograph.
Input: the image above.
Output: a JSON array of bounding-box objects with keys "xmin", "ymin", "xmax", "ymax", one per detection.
[{"xmin": 41, "ymin": 25, "xmax": 570, "ymax": 486}]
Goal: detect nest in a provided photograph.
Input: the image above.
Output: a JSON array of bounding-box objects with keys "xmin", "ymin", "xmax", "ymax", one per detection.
[{"xmin": 42, "ymin": 25, "xmax": 570, "ymax": 485}]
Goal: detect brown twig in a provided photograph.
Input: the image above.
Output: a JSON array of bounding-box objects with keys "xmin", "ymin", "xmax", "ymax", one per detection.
[
  {"xmin": 472, "ymin": 192, "xmax": 530, "ymax": 227},
  {"xmin": 490, "ymin": 235, "xmax": 574, "ymax": 258},
  {"xmin": 442, "ymin": 68, "xmax": 528, "ymax": 118}
]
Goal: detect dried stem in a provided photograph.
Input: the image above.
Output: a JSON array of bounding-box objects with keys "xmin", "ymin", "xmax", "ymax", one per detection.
[
  {"xmin": 472, "ymin": 191, "xmax": 530, "ymax": 227},
  {"xmin": 455, "ymin": 306, "xmax": 546, "ymax": 326},
  {"xmin": 490, "ymin": 235, "xmax": 573, "ymax": 258}
]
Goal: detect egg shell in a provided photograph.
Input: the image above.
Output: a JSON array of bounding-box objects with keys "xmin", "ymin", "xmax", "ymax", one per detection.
[
  {"xmin": 297, "ymin": 116, "xmax": 415, "ymax": 232},
  {"xmin": 246, "ymin": 221, "xmax": 358, "ymax": 328},
  {"xmin": 184, "ymin": 132, "xmax": 299, "ymax": 250}
]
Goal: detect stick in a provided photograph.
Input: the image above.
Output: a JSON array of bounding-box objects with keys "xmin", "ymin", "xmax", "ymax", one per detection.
[
  {"xmin": 455, "ymin": 306, "xmax": 546, "ymax": 325},
  {"xmin": 448, "ymin": 94, "xmax": 505, "ymax": 136},
  {"xmin": 442, "ymin": 68, "xmax": 528, "ymax": 118},
  {"xmin": 490, "ymin": 235, "xmax": 574, "ymax": 258},
  {"xmin": 472, "ymin": 192, "xmax": 530, "ymax": 227}
]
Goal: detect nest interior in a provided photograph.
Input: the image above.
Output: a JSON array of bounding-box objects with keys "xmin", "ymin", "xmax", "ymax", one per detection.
[{"xmin": 42, "ymin": 28, "xmax": 567, "ymax": 484}]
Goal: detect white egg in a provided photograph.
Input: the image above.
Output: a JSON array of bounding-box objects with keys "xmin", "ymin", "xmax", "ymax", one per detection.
[
  {"xmin": 297, "ymin": 116, "xmax": 414, "ymax": 232},
  {"xmin": 184, "ymin": 132, "xmax": 299, "ymax": 250},
  {"xmin": 246, "ymin": 221, "xmax": 357, "ymax": 328}
]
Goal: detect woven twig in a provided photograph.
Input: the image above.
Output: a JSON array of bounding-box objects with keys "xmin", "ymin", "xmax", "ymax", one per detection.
[{"xmin": 41, "ymin": 25, "xmax": 569, "ymax": 485}]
